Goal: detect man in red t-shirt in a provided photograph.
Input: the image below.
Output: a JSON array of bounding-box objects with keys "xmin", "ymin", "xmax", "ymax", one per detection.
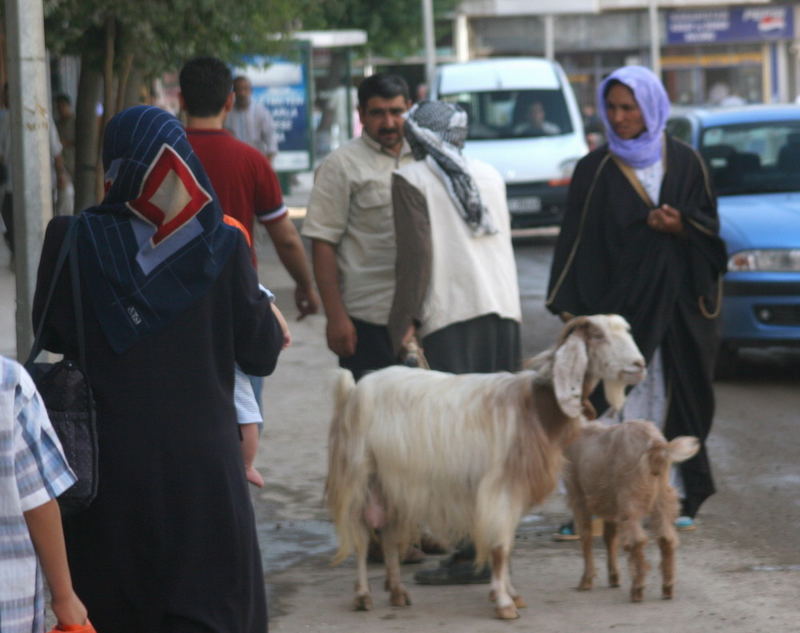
[{"xmin": 179, "ymin": 56, "xmax": 319, "ymax": 319}]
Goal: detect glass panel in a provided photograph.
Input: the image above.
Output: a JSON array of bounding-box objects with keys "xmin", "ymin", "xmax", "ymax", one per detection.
[
  {"xmin": 666, "ymin": 117, "xmax": 692, "ymax": 144},
  {"xmin": 700, "ymin": 121, "xmax": 800, "ymax": 195},
  {"xmin": 440, "ymin": 89, "xmax": 573, "ymax": 140}
]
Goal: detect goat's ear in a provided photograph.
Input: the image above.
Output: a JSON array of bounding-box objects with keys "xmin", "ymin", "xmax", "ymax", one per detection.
[
  {"xmin": 667, "ymin": 436, "xmax": 700, "ymax": 463},
  {"xmin": 553, "ymin": 330, "xmax": 588, "ymax": 418}
]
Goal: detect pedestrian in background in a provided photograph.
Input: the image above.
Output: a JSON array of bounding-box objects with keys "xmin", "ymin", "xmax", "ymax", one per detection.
[
  {"xmin": 0, "ymin": 355, "xmax": 89, "ymax": 633},
  {"xmin": 180, "ymin": 56, "xmax": 317, "ymax": 410},
  {"xmin": 54, "ymin": 94, "xmax": 76, "ymax": 216},
  {"xmin": 546, "ymin": 66, "xmax": 727, "ymax": 533},
  {"xmin": 388, "ymin": 100, "xmax": 521, "ymax": 585},
  {"xmin": 302, "ymin": 73, "xmax": 414, "ymax": 381},
  {"xmin": 32, "ymin": 105, "xmax": 284, "ymax": 633},
  {"xmin": 581, "ymin": 102, "xmax": 605, "ymax": 150},
  {"xmin": 225, "ymin": 75, "xmax": 279, "ymax": 164},
  {"xmin": 0, "ymin": 83, "xmax": 68, "ymax": 256}
]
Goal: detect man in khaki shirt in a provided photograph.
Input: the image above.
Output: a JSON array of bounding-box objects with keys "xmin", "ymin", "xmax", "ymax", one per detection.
[{"xmin": 302, "ymin": 73, "xmax": 413, "ymax": 380}]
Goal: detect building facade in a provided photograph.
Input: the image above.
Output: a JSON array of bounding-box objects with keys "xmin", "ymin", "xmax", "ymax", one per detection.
[{"xmin": 454, "ymin": 1, "xmax": 798, "ymax": 109}]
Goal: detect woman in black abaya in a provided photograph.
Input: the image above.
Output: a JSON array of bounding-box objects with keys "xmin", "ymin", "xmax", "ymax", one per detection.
[
  {"xmin": 33, "ymin": 106, "xmax": 283, "ymax": 632},
  {"xmin": 547, "ymin": 66, "xmax": 727, "ymax": 530}
]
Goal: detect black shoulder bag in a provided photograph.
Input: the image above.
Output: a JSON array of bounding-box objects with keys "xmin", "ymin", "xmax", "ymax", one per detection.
[{"xmin": 25, "ymin": 219, "xmax": 98, "ymax": 516}]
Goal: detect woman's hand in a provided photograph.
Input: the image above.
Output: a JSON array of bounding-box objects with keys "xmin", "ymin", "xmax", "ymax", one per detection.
[{"xmin": 647, "ymin": 204, "xmax": 684, "ymax": 234}]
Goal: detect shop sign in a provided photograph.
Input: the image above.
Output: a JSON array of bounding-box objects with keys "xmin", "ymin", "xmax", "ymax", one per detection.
[{"xmin": 667, "ymin": 5, "xmax": 794, "ymax": 44}]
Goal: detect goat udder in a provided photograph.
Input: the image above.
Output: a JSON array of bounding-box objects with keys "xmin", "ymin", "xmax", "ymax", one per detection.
[{"xmin": 364, "ymin": 489, "xmax": 387, "ymax": 529}]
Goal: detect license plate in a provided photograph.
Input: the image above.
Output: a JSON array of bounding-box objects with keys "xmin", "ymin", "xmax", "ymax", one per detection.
[{"xmin": 507, "ymin": 196, "xmax": 542, "ymax": 214}]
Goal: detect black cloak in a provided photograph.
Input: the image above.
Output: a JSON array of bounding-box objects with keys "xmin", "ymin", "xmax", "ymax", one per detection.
[{"xmin": 547, "ymin": 135, "xmax": 727, "ymax": 517}]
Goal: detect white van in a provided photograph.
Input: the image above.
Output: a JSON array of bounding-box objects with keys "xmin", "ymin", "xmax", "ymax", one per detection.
[{"xmin": 433, "ymin": 57, "xmax": 588, "ymax": 228}]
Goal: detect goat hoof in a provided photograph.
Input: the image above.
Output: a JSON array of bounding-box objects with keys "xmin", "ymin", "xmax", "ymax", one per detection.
[
  {"xmin": 489, "ymin": 589, "xmax": 496, "ymax": 602},
  {"xmin": 512, "ymin": 595, "xmax": 527, "ymax": 609},
  {"xmin": 354, "ymin": 593, "xmax": 373, "ymax": 611},
  {"xmin": 609, "ymin": 572, "xmax": 620, "ymax": 587},
  {"xmin": 662, "ymin": 585, "xmax": 673, "ymax": 600},
  {"xmin": 354, "ymin": 593, "xmax": 372, "ymax": 611},
  {"xmin": 495, "ymin": 604, "xmax": 520, "ymax": 620},
  {"xmin": 630, "ymin": 587, "xmax": 644, "ymax": 603},
  {"xmin": 577, "ymin": 578, "xmax": 593, "ymax": 591},
  {"xmin": 390, "ymin": 587, "xmax": 411, "ymax": 607}
]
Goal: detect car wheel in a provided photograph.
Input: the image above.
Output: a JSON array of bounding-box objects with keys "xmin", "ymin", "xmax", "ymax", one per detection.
[{"xmin": 714, "ymin": 342, "xmax": 739, "ymax": 380}]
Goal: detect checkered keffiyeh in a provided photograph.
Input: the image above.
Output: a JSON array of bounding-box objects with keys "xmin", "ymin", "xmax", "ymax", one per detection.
[
  {"xmin": 404, "ymin": 101, "xmax": 496, "ymax": 235},
  {"xmin": 75, "ymin": 106, "xmax": 238, "ymax": 353}
]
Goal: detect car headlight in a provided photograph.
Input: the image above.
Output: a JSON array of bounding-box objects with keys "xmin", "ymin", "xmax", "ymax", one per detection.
[
  {"xmin": 728, "ymin": 249, "xmax": 800, "ymax": 272},
  {"xmin": 548, "ymin": 158, "xmax": 580, "ymax": 187}
]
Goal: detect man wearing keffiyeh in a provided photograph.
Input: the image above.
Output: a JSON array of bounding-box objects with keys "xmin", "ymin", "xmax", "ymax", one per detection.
[{"xmin": 389, "ymin": 100, "xmax": 522, "ymax": 585}]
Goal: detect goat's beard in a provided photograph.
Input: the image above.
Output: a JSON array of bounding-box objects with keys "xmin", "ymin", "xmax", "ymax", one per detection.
[{"xmin": 603, "ymin": 379, "xmax": 627, "ymax": 413}]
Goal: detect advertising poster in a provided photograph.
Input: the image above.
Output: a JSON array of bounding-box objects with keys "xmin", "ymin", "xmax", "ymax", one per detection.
[
  {"xmin": 667, "ymin": 5, "xmax": 794, "ymax": 45},
  {"xmin": 239, "ymin": 48, "xmax": 312, "ymax": 172}
]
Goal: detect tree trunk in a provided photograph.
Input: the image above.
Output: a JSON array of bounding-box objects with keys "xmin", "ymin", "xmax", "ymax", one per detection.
[
  {"xmin": 116, "ymin": 52, "xmax": 134, "ymax": 113},
  {"xmin": 73, "ymin": 53, "xmax": 102, "ymax": 212},
  {"xmin": 123, "ymin": 67, "xmax": 145, "ymax": 109}
]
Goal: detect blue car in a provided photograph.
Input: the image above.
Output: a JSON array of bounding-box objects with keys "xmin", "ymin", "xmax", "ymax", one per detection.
[{"xmin": 666, "ymin": 105, "xmax": 800, "ymax": 370}]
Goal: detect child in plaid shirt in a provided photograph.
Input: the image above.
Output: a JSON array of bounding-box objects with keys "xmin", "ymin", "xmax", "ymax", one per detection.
[{"xmin": 0, "ymin": 356, "xmax": 87, "ymax": 633}]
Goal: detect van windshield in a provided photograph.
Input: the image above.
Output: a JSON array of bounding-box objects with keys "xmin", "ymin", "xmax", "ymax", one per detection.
[{"xmin": 440, "ymin": 89, "xmax": 573, "ymax": 140}]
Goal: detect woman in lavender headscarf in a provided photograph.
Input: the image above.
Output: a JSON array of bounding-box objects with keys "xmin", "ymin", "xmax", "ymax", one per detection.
[{"xmin": 546, "ymin": 66, "xmax": 727, "ymax": 532}]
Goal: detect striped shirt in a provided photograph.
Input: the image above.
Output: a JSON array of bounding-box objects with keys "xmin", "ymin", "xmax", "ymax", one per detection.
[
  {"xmin": 233, "ymin": 365, "xmax": 262, "ymax": 426},
  {"xmin": 0, "ymin": 357, "xmax": 76, "ymax": 633}
]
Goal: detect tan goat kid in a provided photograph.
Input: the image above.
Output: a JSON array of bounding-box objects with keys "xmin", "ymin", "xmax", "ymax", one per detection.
[
  {"xmin": 563, "ymin": 420, "xmax": 700, "ymax": 602},
  {"xmin": 325, "ymin": 314, "xmax": 646, "ymax": 620}
]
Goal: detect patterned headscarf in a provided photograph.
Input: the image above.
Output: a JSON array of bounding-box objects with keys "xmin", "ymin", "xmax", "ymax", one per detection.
[
  {"xmin": 404, "ymin": 101, "xmax": 496, "ymax": 235},
  {"xmin": 76, "ymin": 105, "xmax": 238, "ymax": 353},
  {"xmin": 598, "ymin": 66, "xmax": 670, "ymax": 168}
]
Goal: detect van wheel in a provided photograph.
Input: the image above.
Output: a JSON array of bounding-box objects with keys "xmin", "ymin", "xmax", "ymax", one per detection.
[{"xmin": 714, "ymin": 343, "xmax": 739, "ymax": 380}]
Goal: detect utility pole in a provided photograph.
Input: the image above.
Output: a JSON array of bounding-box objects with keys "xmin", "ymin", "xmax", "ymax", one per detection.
[
  {"xmin": 649, "ymin": 0, "xmax": 661, "ymax": 78},
  {"xmin": 422, "ymin": 0, "xmax": 436, "ymax": 95},
  {"xmin": 543, "ymin": 15, "xmax": 555, "ymax": 60},
  {"xmin": 4, "ymin": 0, "xmax": 53, "ymax": 358}
]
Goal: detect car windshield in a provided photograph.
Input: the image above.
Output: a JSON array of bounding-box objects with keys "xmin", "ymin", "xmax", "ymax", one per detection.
[
  {"xmin": 700, "ymin": 120, "xmax": 800, "ymax": 195},
  {"xmin": 440, "ymin": 89, "xmax": 573, "ymax": 140}
]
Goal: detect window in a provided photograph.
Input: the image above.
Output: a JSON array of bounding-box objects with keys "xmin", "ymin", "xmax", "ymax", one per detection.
[
  {"xmin": 441, "ymin": 90, "xmax": 573, "ymax": 141},
  {"xmin": 700, "ymin": 121, "xmax": 800, "ymax": 195},
  {"xmin": 666, "ymin": 117, "xmax": 692, "ymax": 144}
]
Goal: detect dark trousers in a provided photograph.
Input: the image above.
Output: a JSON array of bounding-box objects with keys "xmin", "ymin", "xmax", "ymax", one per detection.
[
  {"xmin": 338, "ymin": 317, "xmax": 396, "ymax": 381},
  {"xmin": 423, "ymin": 314, "xmax": 521, "ymax": 374}
]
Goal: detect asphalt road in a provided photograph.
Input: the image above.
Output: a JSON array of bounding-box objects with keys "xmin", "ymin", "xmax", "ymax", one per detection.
[{"xmin": 512, "ymin": 234, "xmax": 800, "ymax": 567}]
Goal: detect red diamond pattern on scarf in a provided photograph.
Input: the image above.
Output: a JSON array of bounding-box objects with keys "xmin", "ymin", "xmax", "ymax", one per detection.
[{"xmin": 127, "ymin": 144, "xmax": 212, "ymax": 246}]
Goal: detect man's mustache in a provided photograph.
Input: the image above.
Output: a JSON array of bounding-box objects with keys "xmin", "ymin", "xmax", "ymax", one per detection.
[{"xmin": 379, "ymin": 128, "xmax": 399, "ymax": 135}]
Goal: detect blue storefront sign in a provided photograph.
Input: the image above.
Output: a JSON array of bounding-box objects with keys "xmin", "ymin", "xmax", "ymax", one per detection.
[
  {"xmin": 239, "ymin": 49, "xmax": 312, "ymax": 172},
  {"xmin": 667, "ymin": 5, "xmax": 794, "ymax": 45}
]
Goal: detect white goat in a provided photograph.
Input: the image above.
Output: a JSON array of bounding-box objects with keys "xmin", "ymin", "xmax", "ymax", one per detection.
[
  {"xmin": 325, "ymin": 314, "xmax": 646, "ymax": 619},
  {"xmin": 563, "ymin": 420, "xmax": 700, "ymax": 602}
]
